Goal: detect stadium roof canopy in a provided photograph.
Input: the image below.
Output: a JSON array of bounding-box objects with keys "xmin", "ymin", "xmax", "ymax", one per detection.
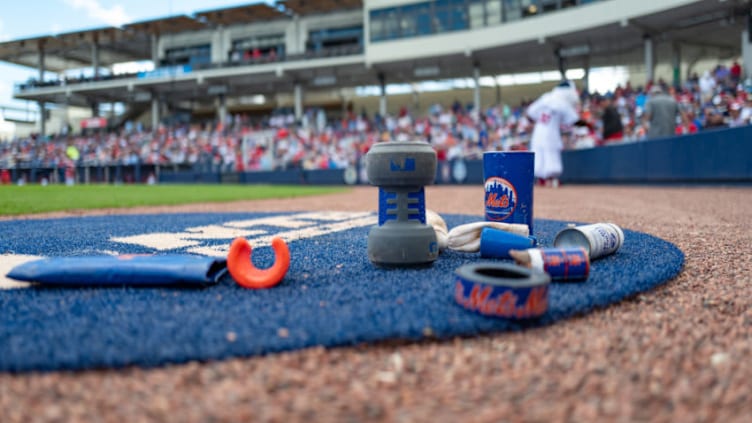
[
  {"xmin": 123, "ymin": 15, "xmax": 209, "ymax": 35},
  {"xmin": 195, "ymin": 3, "xmax": 290, "ymax": 26},
  {"xmin": 0, "ymin": 0, "xmax": 366, "ymax": 73},
  {"xmin": 278, "ymin": 0, "xmax": 363, "ymax": 15},
  {"xmin": 0, "ymin": 25, "xmax": 154, "ymax": 73},
  {"xmin": 0, "ymin": 15, "xmax": 215, "ymax": 73}
]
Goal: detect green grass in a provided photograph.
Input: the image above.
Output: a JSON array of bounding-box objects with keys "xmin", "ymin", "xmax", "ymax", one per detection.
[{"xmin": 0, "ymin": 184, "xmax": 346, "ymax": 216}]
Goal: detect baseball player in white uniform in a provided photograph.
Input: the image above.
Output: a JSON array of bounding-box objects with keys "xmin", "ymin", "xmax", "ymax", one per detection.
[{"xmin": 526, "ymin": 81, "xmax": 580, "ymax": 187}]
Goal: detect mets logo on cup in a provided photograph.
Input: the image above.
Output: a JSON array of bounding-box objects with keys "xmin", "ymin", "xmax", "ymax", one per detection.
[{"xmin": 484, "ymin": 176, "xmax": 518, "ymax": 221}]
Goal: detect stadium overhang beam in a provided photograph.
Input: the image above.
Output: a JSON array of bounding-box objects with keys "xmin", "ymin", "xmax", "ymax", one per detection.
[
  {"xmin": 123, "ymin": 15, "xmax": 208, "ymax": 35},
  {"xmin": 195, "ymin": 3, "xmax": 290, "ymax": 26},
  {"xmin": 278, "ymin": 0, "xmax": 363, "ymax": 16},
  {"xmin": 0, "ymin": 27, "xmax": 154, "ymax": 73}
]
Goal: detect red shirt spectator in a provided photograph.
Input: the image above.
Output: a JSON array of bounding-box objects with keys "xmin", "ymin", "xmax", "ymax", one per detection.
[
  {"xmin": 675, "ymin": 120, "xmax": 698, "ymax": 135},
  {"xmin": 0, "ymin": 169, "xmax": 10, "ymax": 184},
  {"xmin": 730, "ymin": 61, "xmax": 742, "ymax": 83}
]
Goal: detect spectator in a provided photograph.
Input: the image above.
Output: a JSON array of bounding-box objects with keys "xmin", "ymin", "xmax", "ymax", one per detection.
[
  {"xmin": 698, "ymin": 71, "xmax": 716, "ymax": 104},
  {"xmin": 676, "ymin": 107, "xmax": 700, "ymax": 135},
  {"xmin": 598, "ymin": 94, "xmax": 624, "ymax": 144},
  {"xmin": 740, "ymin": 96, "xmax": 752, "ymax": 125},
  {"xmin": 643, "ymin": 85, "xmax": 682, "ymax": 139},
  {"xmin": 727, "ymin": 102, "xmax": 747, "ymax": 127},
  {"xmin": 571, "ymin": 123, "xmax": 597, "ymax": 149},
  {"xmin": 714, "ymin": 64, "xmax": 730, "ymax": 86},
  {"xmin": 730, "ymin": 60, "xmax": 742, "ymax": 86},
  {"xmin": 702, "ymin": 106, "xmax": 726, "ymax": 129}
]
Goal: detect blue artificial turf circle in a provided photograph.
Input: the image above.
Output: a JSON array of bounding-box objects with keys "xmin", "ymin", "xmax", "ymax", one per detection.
[{"xmin": 0, "ymin": 213, "xmax": 684, "ymax": 372}]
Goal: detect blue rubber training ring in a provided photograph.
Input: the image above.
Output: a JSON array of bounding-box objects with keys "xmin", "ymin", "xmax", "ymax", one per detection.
[{"xmin": 454, "ymin": 263, "xmax": 550, "ymax": 319}]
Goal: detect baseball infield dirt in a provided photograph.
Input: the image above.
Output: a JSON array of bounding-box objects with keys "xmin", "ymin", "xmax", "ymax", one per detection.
[{"xmin": 1, "ymin": 185, "xmax": 750, "ymax": 422}]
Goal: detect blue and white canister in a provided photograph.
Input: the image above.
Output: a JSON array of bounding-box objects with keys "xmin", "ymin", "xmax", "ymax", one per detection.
[
  {"xmin": 526, "ymin": 247, "xmax": 590, "ymax": 281},
  {"xmin": 483, "ymin": 151, "xmax": 535, "ymax": 234},
  {"xmin": 553, "ymin": 223, "xmax": 625, "ymax": 260}
]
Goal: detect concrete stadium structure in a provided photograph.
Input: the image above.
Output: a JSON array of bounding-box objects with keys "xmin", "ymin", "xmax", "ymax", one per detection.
[{"xmin": 1, "ymin": 0, "xmax": 750, "ymax": 136}]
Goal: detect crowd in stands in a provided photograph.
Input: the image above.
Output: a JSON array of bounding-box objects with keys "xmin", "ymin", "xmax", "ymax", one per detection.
[
  {"xmin": 571, "ymin": 60, "xmax": 752, "ymax": 148},
  {"xmin": 2, "ymin": 63, "xmax": 751, "ymax": 177}
]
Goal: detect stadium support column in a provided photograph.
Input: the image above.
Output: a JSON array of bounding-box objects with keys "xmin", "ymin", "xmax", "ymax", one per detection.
[
  {"xmin": 38, "ymin": 101, "xmax": 46, "ymax": 137},
  {"xmin": 212, "ymin": 25, "xmax": 225, "ymax": 64},
  {"xmin": 38, "ymin": 43, "xmax": 45, "ymax": 81},
  {"xmin": 556, "ymin": 49, "xmax": 567, "ymax": 80},
  {"xmin": 378, "ymin": 73, "xmax": 387, "ymax": 117},
  {"xmin": 411, "ymin": 86, "xmax": 420, "ymax": 112},
  {"xmin": 644, "ymin": 35, "xmax": 655, "ymax": 83},
  {"xmin": 473, "ymin": 65, "xmax": 481, "ymax": 118},
  {"xmin": 38, "ymin": 44, "xmax": 46, "ymax": 137},
  {"xmin": 151, "ymin": 34, "xmax": 160, "ymax": 65},
  {"xmin": 294, "ymin": 82, "xmax": 303, "ymax": 122},
  {"xmin": 583, "ymin": 55, "xmax": 590, "ymax": 94},
  {"xmin": 217, "ymin": 94, "xmax": 227, "ymax": 126},
  {"xmin": 743, "ymin": 22, "xmax": 752, "ymax": 80},
  {"xmin": 672, "ymin": 42, "xmax": 681, "ymax": 88},
  {"xmin": 91, "ymin": 41, "xmax": 100, "ymax": 80},
  {"xmin": 151, "ymin": 97, "xmax": 160, "ymax": 130}
]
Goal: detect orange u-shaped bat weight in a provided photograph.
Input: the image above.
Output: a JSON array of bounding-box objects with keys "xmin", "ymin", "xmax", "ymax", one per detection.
[{"xmin": 227, "ymin": 237, "xmax": 290, "ymax": 289}]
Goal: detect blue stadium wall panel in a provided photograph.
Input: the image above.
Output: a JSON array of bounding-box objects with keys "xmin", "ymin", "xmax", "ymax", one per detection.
[
  {"xmin": 160, "ymin": 171, "xmax": 222, "ymax": 184},
  {"xmin": 241, "ymin": 170, "xmax": 306, "ymax": 184},
  {"xmin": 561, "ymin": 125, "xmax": 752, "ymax": 184},
  {"xmin": 303, "ymin": 169, "xmax": 347, "ymax": 185}
]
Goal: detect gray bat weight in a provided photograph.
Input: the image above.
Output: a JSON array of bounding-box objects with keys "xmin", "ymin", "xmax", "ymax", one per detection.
[{"xmin": 365, "ymin": 141, "xmax": 438, "ymax": 267}]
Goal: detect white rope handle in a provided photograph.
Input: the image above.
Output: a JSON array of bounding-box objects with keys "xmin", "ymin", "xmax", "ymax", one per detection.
[
  {"xmin": 426, "ymin": 210, "xmax": 530, "ymax": 253},
  {"xmin": 426, "ymin": 210, "xmax": 449, "ymax": 251}
]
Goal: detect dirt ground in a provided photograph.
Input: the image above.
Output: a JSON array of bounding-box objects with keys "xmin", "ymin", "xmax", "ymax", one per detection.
[{"xmin": 1, "ymin": 185, "xmax": 750, "ymax": 422}]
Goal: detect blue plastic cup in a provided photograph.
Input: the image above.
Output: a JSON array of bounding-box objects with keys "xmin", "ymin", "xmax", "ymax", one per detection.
[
  {"xmin": 483, "ymin": 151, "xmax": 534, "ymax": 234},
  {"xmin": 479, "ymin": 227, "xmax": 536, "ymax": 259}
]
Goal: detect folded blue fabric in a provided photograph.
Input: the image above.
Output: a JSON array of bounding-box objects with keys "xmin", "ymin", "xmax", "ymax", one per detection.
[{"xmin": 7, "ymin": 255, "xmax": 226, "ymax": 287}]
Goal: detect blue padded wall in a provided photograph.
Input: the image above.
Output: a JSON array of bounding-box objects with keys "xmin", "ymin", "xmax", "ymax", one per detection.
[{"xmin": 561, "ymin": 125, "xmax": 752, "ymax": 183}]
